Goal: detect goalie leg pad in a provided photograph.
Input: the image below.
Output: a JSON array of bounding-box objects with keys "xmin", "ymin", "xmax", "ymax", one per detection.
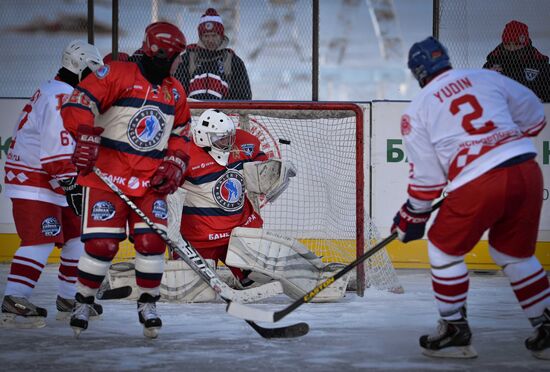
[
  {"xmin": 105, "ymin": 259, "xmax": 218, "ymax": 303},
  {"xmin": 160, "ymin": 259, "xmax": 217, "ymax": 303},
  {"xmin": 226, "ymin": 227, "xmax": 349, "ymax": 302}
]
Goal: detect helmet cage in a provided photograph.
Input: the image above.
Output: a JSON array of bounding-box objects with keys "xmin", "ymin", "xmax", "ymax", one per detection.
[{"xmin": 192, "ymin": 109, "xmax": 236, "ymax": 166}]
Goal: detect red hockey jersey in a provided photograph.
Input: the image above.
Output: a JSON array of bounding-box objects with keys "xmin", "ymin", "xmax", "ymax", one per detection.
[
  {"xmin": 180, "ymin": 129, "xmax": 268, "ymax": 248},
  {"xmin": 61, "ymin": 61, "xmax": 191, "ymax": 197}
]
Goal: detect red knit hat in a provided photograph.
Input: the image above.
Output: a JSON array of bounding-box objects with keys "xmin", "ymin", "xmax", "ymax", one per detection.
[
  {"xmin": 502, "ymin": 20, "xmax": 530, "ymax": 45},
  {"xmin": 198, "ymin": 8, "xmax": 224, "ymax": 38}
]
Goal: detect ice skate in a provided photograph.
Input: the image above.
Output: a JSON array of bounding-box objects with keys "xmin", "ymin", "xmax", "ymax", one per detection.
[
  {"xmin": 526, "ymin": 309, "xmax": 550, "ymax": 360},
  {"xmin": 0, "ymin": 295, "xmax": 48, "ymax": 329},
  {"xmin": 419, "ymin": 308, "xmax": 477, "ymax": 359},
  {"xmin": 70, "ymin": 293, "xmax": 96, "ymax": 338},
  {"xmin": 137, "ymin": 293, "xmax": 162, "ymax": 339},
  {"xmin": 56, "ymin": 295, "xmax": 103, "ymax": 321}
]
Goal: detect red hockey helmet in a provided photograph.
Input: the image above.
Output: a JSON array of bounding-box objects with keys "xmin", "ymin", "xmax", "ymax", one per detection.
[{"xmin": 142, "ymin": 21, "xmax": 186, "ymax": 60}]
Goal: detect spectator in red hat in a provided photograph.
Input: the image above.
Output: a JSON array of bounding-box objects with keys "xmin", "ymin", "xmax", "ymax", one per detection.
[
  {"xmin": 174, "ymin": 8, "xmax": 252, "ymax": 100},
  {"xmin": 484, "ymin": 20, "xmax": 550, "ymax": 102}
]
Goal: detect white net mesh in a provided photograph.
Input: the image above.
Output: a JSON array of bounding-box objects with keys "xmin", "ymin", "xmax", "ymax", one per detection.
[{"xmin": 117, "ymin": 102, "xmax": 403, "ymax": 294}]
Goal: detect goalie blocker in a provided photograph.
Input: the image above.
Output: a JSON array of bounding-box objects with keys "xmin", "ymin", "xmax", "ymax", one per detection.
[{"xmin": 226, "ymin": 227, "xmax": 351, "ymax": 302}]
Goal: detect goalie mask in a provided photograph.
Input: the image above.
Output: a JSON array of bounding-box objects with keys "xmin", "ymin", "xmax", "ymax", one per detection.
[{"xmin": 193, "ymin": 109, "xmax": 236, "ymax": 166}]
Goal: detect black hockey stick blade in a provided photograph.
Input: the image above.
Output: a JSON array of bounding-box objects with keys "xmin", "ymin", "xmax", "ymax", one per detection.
[
  {"xmin": 246, "ymin": 320, "xmax": 309, "ymax": 339},
  {"xmin": 96, "ymin": 285, "xmax": 132, "ymax": 300}
]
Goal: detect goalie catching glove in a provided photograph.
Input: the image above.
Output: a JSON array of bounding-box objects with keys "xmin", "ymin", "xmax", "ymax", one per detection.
[{"xmin": 243, "ymin": 158, "xmax": 297, "ymax": 203}]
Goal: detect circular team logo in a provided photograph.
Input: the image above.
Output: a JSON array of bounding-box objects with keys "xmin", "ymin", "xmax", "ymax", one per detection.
[
  {"xmin": 91, "ymin": 201, "xmax": 116, "ymax": 221},
  {"xmin": 127, "ymin": 107, "xmax": 166, "ymax": 150},
  {"xmin": 152, "ymin": 199, "xmax": 168, "ymax": 220},
  {"xmin": 212, "ymin": 170, "xmax": 245, "ymax": 211},
  {"xmin": 41, "ymin": 216, "xmax": 61, "ymax": 237}
]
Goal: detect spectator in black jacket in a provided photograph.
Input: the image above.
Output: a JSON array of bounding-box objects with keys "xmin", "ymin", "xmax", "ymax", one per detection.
[
  {"xmin": 174, "ymin": 8, "xmax": 252, "ymax": 100},
  {"xmin": 484, "ymin": 20, "xmax": 550, "ymax": 102}
]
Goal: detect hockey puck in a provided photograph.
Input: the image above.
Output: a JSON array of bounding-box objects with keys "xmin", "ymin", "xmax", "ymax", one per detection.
[{"xmin": 279, "ymin": 139, "xmax": 291, "ymax": 145}]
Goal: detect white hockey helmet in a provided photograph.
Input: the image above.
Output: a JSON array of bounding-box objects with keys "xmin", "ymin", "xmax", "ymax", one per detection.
[
  {"xmin": 61, "ymin": 40, "xmax": 103, "ymax": 81},
  {"xmin": 192, "ymin": 109, "xmax": 236, "ymax": 166}
]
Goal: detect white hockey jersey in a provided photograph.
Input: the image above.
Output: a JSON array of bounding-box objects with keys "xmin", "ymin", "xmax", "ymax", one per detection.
[
  {"xmin": 402, "ymin": 68, "xmax": 546, "ymax": 201},
  {"xmin": 4, "ymin": 78, "xmax": 77, "ymax": 206}
]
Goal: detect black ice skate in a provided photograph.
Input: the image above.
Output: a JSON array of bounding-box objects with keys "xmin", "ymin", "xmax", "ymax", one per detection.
[
  {"xmin": 56, "ymin": 295, "xmax": 103, "ymax": 321},
  {"xmin": 70, "ymin": 293, "xmax": 96, "ymax": 338},
  {"xmin": 526, "ymin": 308, "xmax": 550, "ymax": 360},
  {"xmin": 137, "ymin": 293, "xmax": 162, "ymax": 339},
  {"xmin": 0, "ymin": 295, "xmax": 48, "ymax": 329},
  {"xmin": 419, "ymin": 308, "xmax": 477, "ymax": 359}
]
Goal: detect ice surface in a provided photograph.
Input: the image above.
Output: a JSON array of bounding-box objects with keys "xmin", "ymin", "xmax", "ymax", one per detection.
[{"xmin": 0, "ymin": 264, "xmax": 547, "ymax": 371}]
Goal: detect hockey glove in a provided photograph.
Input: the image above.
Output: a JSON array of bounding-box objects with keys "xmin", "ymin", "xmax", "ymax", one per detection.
[
  {"xmin": 391, "ymin": 200, "xmax": 431, "ymax": 243},
  {"xmin": 72, "ymin": 124, "xmax": 103, "ymax": 176},
  {"xmin": 150, "ymin": 150, "xmax": 189, "ymax": 194},
  {"xmin": 58, "ymin": 177, "xmax": 83, "ymax": 216}
]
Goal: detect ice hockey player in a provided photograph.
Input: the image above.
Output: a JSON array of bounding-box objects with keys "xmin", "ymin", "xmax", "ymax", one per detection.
[
  {"xmin": 1, "ymin": 40, "xmax": 104, "ymax": 328},
  {"xmin": 61, "ymin": 22, "xmax": 190, "ymax": 338},
  {"xmin": 392, "ymin": 36, "xmax": 549, "ymax": 359}
]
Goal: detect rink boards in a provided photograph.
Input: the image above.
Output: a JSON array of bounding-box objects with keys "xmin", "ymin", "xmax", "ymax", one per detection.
[{"xmin": 0, "ymin": 98, "xmax": 548, "ymax": 269}]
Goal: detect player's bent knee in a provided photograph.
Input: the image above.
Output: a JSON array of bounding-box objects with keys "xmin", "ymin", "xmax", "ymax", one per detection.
[
  {"xmin": 428, "ymin": 241, "xmax": 465, "ymax": 267},
  {"xmin": 134, "ymin": 233, "xmax": 166, "ymax": 255},
  {"xmin": 85, "ymin": 238, "xmax": 119, "ymax": 260},
  {"xmin": 489, "ymin": 245, "xmax": 529, "ymax": 267}
]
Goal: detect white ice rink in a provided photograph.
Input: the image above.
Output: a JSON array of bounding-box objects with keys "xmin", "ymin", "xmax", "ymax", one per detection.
[{"xmin": 0, "ymin": 264, "xmax": 548, "ymax": 371}]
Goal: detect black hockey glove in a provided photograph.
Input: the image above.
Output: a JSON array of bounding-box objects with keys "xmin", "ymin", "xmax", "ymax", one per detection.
[{"xmin": 58, "ymin": 177, "xmax": 83, "ymax": 216}]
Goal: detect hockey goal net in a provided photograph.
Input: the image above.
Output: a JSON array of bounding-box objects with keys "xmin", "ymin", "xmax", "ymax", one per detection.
[{"xmin": 116, "ymin": 101, "xmax": 402, "ymax": 296}]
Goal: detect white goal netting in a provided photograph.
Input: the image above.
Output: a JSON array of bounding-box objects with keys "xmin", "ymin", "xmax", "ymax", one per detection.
[{"xmin": 118, "ymin": 102, "xmax": 403, "ymax": 295}]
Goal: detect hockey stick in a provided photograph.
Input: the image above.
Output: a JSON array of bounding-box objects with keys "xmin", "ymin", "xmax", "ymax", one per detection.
[
  {"xmin": 96, "ymin": 285, "xmax": 132, "ymax": 300},
  {"xmin": 227, "ymin": 199, "xmax": 444, "ymax": 323},
  {"xmin": 93, "ymin": 167, "xmax": 308, "ymax": 338}
]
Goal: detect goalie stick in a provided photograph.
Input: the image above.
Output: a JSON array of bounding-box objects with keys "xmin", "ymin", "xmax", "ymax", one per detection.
[
  {"xmin": 227, "ymin": 199, "xmax": 444, "ymax": 323},
  {"xmin": 93, "ymin": 167, "xmax": 308, "ymax": 339}
]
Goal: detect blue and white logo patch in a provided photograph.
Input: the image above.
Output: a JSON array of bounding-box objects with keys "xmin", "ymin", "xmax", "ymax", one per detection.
[
  {"xmin": 524, "ymin": 68, "xmax": 539, "ymax": 82},
  {"xmin": 212, "ymin": 170, "xmax": 245, "ymax": 211},
  {"xmin": 41, "ymin": 216, "xmax": 61, "ymax": 237},
  {"xmin": 95, "ymin": 65, "xmax": 110, "ymax": 79},
  {"xmin": 241, "ymin": 144, "xmax": 255, "ymax": 157},
  {"xmin": 172, "ymin": 88, "xmax": 180, "ymax": 102},
  {"xmin": 127, "ymin": 107, "xmax": 166, "ymax": 150},
  {"xmin": 91, "ymin": 201, "xmax": 116, "ymax": 221},
  {"xmin": 152, "ymin": 199, "xmax": 168, "ymax": 220}
]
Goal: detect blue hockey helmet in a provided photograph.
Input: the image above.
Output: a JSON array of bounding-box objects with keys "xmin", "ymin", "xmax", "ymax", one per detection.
[{"xmin": 407, "ymin": 37, "xmax": 451, "ymax": 87}]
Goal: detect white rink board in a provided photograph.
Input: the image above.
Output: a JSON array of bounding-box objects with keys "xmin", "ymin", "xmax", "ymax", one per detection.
[{"xmin": 0, "ymin": 98, "xmax": 549, "ymax": 240}]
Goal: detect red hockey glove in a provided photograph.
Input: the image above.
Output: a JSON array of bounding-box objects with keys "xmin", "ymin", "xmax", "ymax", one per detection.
[
  {"xmin": 391, "ymin": 200, "xmax": 431, "ymax": 243},
  {"xmin": 72, "ymin": 124, "xmax": 103, "ymax": 176},
  {"xmin": 150, "ymin": 150, "xmax": 189, "ymax": 194}
]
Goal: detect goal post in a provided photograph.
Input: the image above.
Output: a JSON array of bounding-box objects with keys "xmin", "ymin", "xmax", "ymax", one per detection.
[{"xmin": 116, "ymin": 101, "xmax": 403, "ymax": 296}]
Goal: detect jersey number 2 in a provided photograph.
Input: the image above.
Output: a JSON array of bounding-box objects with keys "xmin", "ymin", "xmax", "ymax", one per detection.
[{"xmin": 449, "ymin": 94, "xmax": 495, "ymax": 135}]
